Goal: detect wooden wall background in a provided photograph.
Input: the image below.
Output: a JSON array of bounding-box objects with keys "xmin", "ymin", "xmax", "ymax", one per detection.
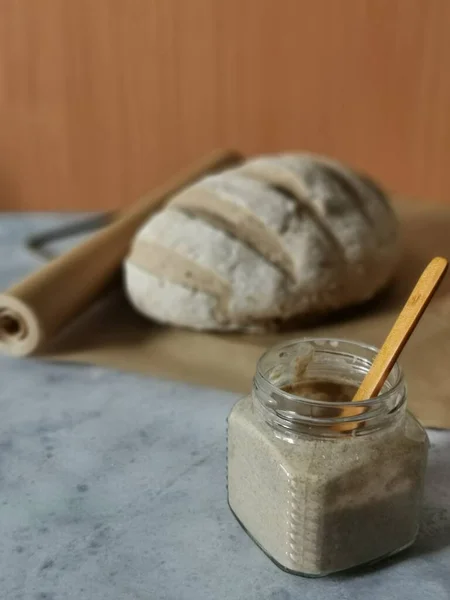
[{"xmin": 0, "ymin": 0, "xmax": 450, "ymax": 210}]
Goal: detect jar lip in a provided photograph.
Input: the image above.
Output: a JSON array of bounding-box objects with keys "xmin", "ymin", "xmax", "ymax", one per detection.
[{"xmin": 256, "ymin": 337, "xmax": 405, "ymax": 408}]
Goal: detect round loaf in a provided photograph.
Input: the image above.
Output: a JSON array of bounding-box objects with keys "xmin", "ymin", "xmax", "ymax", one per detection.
[{"xmin": 124, "ymin": 153, "xmax": 399, "ymax": 331}]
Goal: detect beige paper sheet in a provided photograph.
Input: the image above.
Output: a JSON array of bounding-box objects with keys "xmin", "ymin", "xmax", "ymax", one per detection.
[
  {"xmin": 45, "ymin": 201, "xmax": 450, "ymax": 429},
  {"xmin": 1, "ymin": 148, "xmax": 449, "ymax": 428}
]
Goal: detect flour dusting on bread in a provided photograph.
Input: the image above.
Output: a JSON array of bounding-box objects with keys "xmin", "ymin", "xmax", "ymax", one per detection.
[{"xmin": 124, "ymin": 153, "xmax": 399, "ymax": 331}]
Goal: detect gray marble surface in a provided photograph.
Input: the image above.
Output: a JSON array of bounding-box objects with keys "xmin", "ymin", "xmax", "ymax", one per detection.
[{"xmin": 1, "ymin": 214, "xmax": 450, "ymax": 600}]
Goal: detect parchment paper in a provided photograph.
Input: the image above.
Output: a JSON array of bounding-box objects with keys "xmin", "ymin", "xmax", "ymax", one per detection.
[
  {"xmin": 1, "ymin": 149, "xmax": 449, "ymax": 427},
  {"xmin": 45, "ymin": 202, "xmax": 450, "ymax": 429}
]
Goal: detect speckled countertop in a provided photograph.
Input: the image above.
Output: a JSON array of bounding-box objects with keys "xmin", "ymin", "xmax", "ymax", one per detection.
[{"xmin": 1, "ymin": 214, "xmax": 450, "ymax": 600}]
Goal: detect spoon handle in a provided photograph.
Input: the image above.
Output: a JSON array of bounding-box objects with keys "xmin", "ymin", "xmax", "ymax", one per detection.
[{"xmin": 353, "ymin": 256, "xmax": 448, "ymax": 401}]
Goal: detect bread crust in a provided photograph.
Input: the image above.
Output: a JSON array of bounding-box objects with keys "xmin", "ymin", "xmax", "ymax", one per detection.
[{"xmin": 124, "ymin": 153, "xmax": 399, "ymax": 331}]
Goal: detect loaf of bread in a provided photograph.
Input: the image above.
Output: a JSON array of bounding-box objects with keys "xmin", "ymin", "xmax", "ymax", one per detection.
[{"xmin": 124, "ymin": 153, "xmax": 399, "ymax": 331}]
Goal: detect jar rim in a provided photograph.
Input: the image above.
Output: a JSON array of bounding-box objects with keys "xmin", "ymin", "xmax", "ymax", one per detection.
[{"xmin": 256, "ymin": 337, "xmax": 404, "ymax": 408}]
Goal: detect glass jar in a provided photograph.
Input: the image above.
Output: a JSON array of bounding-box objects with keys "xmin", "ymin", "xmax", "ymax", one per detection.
[{"xmin": 227, "ymin": 338, "xmax": 429, "ymax": 577}]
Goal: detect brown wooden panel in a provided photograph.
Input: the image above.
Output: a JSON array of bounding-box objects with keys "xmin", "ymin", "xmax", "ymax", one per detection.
[{"xmin": 0, "ymin": 0, "xmax": 450, "ymax": 210}]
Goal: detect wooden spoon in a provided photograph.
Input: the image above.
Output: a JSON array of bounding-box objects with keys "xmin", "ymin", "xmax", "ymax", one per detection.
[{"xmin": 335, "ymin": 256, "xmax": 448, "ymax": 431}]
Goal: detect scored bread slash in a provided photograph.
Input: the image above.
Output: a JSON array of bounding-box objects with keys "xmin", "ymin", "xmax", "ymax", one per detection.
[{"xmin": 124, "ymin": 153, "xmax": 399, "ymax": 332}]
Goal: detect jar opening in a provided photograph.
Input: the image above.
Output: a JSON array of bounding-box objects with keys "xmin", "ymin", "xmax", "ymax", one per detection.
[{"xmin": 253, "ymin": 338, "xmax": 406, "ymax": 434}]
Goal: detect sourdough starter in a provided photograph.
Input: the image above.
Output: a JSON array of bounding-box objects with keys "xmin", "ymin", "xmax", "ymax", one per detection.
[{"xmin": 227, "ymin": 376, "xmax": 428, "ymax": 576}]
